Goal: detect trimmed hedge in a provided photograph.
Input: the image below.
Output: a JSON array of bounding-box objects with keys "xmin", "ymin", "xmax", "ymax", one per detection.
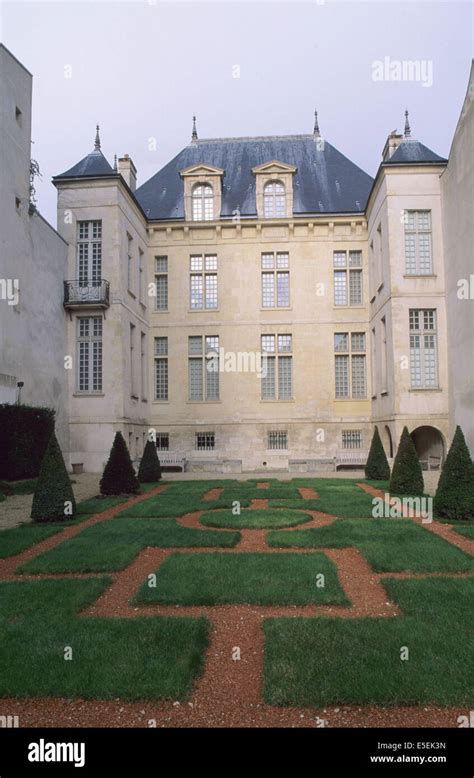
[
  {"xmin": 434, "ymin": 426, "xmax": 474, "ymax": 521},
  {"xmin": 137, "ymin": 440, "xmax": 162, "ymax": 483},
  {"xmin": 31, "ymin": 431, "xmax": 76, "ymax": 522},
  {"xmin": 389, "ymin": 426, "xmax": 424, "ymax": 496},
  {"xmin": 100, "ymin": 432, "xmax": 139, "ymax": 495},
  {"xmin": 0, "ymin": 404, "xmax": 55, "ymax": 481},
  {"xmin": 365, "ymin": 426, "xmax": 390, "ymax": 480}
]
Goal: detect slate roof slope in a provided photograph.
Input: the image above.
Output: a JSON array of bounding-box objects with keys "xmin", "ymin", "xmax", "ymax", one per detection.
[
  {"xmin": 384, "ymin": 140, "xmax": 447, "ymax": 165},
  {"xmin": 134, "ymin": 135, "xmax": 374, "ymax": 220},
  {"xmin": 54, "ymin": 149, "xmax": 115, "ymax": 179}
]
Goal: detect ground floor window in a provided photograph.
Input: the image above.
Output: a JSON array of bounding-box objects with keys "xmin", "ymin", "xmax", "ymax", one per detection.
[
  {"xmin": 156, "ymin": 433, "xmax": 169, "ymax": 451},
  {"xmin": 195, "ymin": 431, "xmax": 215, "ymax": 451},
  {"xmin": 268, "ymin": 431, "xmax": 288, "ymax": 450},
  {"xmin": 342, "ymin": 430, "xmax": 362, "ymax": 449}
]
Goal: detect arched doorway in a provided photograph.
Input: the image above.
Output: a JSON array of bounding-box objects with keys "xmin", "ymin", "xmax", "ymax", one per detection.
[
  {"xmin": 410, "ymin": 426, "xmax": 445, "ymax": 470},
  {"xmin": 384, "ymin": 425, "xmax": 393, "ymax": 458}
]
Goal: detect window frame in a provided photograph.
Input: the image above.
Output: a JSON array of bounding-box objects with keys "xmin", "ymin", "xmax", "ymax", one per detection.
[{"xmin": 76, "ymin": 315, "xmax": 103, "ymax": 394}]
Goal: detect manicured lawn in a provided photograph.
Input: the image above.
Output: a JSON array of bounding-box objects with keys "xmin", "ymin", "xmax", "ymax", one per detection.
[
  {"xmin": 267, "ymin": 519, "xmax": 474, "ymax": 572},
  {"xmin": 0, "ymin": 578, "xmax": 209, "ymax": 701},
  {"xmin": 18, "ymin": 519, "xmax": 240, "ymax": 574},
  {"xmin": 269, "ymin": 478, "xmax": 385, "ymax": 518},
  {"xmin": 200, "ymin": 508, "xmax": 312, "ymax": 529},
  {"xmin": 264, "ymin": 577, "xmax": 474, "ymax": 706},
  {"xmin": 135, "ymin": 552, "xmax": 348, "ymax": 606},
  {"xmin": 0, "ymin": 524, "xmax": 64, "ymax": 558},
  {"xmin": 452, "ymin": 525, "xmax": 474, "ymax": 539}
]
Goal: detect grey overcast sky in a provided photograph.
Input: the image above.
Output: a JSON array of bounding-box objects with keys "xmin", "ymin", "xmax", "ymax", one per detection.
[{"xmin": 1, "ymin": 0, "xmax": 472, "ymax": 226}]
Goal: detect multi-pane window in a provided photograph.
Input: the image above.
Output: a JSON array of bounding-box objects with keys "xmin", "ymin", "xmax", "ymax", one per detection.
[
  {"xmin": 140, "ymin": 332, "xmax": 147, "ymax": 400},
  {"xmin": 195, "ymin": 432, "xmax": 215, "ymax": 450},
  {"xmin": 77, "ymin": 316, "xmax": 102, "ymax": 392},
  {"xmin": 190, "ymin": 255, "xmax": 218, "ymax": 309},
  {"xmin": 188, "ymin": 335, "xmax": 220, "ymax": 400},
  {"xmin": 261, "ymin": 334, "xmax": 293, "ymax": 400},
  {"xmin": 409, "ymin": 309, "xmax": 438, "ymax": 388},
  {"xmin": 334, "ymin": 332, "xmax": 366, "ymax": 398},
  {"xmin": 192, "ymin": 183, "xmax": 214, "ymax": 221},
  {"xmin": 268, "ymin": 431, "xmax": 288, "ymax": 450},
  {"xmin": 77, "ymin": 221, "xmax": 102, "ymax": 283},
  {"xmin": 155, "ymin": 256, "xmax": 168, "ymax": 311},
  {"xmin": 155, "ymin": 433, "xmax": 169, "ymax": 451},
  {"xmin": 263, "ymin": 180, "xmax": 286, "ymax": 218},
  {"xmin": 261, "ymin": 252, "xmax": 290, "ymax": 307},
  {"xmin": 154, "ymin": 336, "xmax": 168, "ymax": 400},
  {"xmin": 130, "ymin": 323, "xmax": 137, "ymax": 397},
  {"xmin": 405, "ymin": 211, "xmax": 432, "ymax": 275},
  {"xmin": 127, "ymin": 233, "xmax": 133, "ymax": 292},
  {"xmin": 138, "ymin": 248, "xmax": 144, "ymax": 303},
  {"xmin": 333, "ymin": 251, "xmax": 363, "ymax": 306},
  {"xmin": 342, "ymin": 431, "xmax": 362, "ymax": 449}
]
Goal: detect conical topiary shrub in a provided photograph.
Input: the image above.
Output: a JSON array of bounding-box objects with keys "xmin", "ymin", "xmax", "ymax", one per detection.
[
  {"xmin": 434, "ymin": 426, "xmax": 474, "ymax": 521},
  {"xmin": 138, "ymin": 439, "xmax": 162, "ymax": 483},
  {"xmin": 365, "ymin": 426, "xmax": 391, "ymax": 480},
  {"xmin": 100, "ymin": 431, "xmax": 139, "ymax": 495},
  {"xmin": 31, "ymin": 431, "xmax": 76, "ymax": 522},
  {"xmin": 389, "ymin": 426, "xmax": 424, "ymax": 496}
]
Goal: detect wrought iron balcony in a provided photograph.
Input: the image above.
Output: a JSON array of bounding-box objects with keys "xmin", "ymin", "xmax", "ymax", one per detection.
[{"xmin": 63, "ymin": 279, "xmax": 110, "ymax": 309}]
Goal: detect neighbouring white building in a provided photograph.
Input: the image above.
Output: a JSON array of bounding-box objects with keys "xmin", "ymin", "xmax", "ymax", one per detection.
[{"xmin": 1, "ymin": 43, "xmax": 472, "ymax": 472}]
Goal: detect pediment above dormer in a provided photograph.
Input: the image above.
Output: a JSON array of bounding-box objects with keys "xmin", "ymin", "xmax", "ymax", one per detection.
[
  {"xmin": 251, "ymin": 160, "xmax": 297, "ymax": 175},
  {"xmin": 179, "ymin": 163, "xmax": 225, "ymax": 178}
]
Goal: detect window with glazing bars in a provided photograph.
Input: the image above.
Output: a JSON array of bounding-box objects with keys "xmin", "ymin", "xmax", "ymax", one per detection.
[
  {"xmin": 154, "ymin": 336, "xmax": 168, "ymax": 400},
  {"xmin": 77, "ymin": 316, "xmax": 102, "ymax": 392},
  {"xmin": 188, "ymin": 335, "xmax": 219, "ymax": 400},
  {"xmin": 333, "ymin": 251, "xmax": 362, "ymax": 306},
  {"xmin": 190, "ymin": 255, "xmax": 218, "ymax": 309},
  {"xmin": 263, "ymin": 180, "xmax": 286, "ymax": 218},
  {"xmin": 405, "ymin": 211, "xmax": 432, "ymax": 275},
  {"xmin": 261, "ymin": 252, "xmax": 289, "ymax": 307},
  {"xmin": 261, "ymin": 334, "xmax": 292, "ymax": 399},
  {"xmin": 342, "ymin": 430, "xmax": 362, "ymax": 449},
  {"xmin": 268, "ymin": 431, "xmax": 288, "ymax": 450},
  {"xmin": 409, "ymin": 309, "xmax": 438, "ymax": 387},
  {"xmin": 155, "ymin": 256, "xmax": 168, "ymax": 310},
  {"xmin": 156, "ymin": 433, "xmax": 169, "ymax": 451},
  {"xmin": 334, "ymin": 332, "xmax": 366, "ymax": 398},
  {"xmin": 77, "ymin": 221, "xmax": 102, "ymax": 284},
  {"xmin": 192, "ymin": 184, "xmax": 214, "ymax": 221},
  {"xmin": 195, "ymin": 432, "xmax": 215, "ymax": 450}
]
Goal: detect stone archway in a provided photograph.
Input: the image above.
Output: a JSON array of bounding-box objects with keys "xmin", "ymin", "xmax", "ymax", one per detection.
[
  {"xmin": 384, "ymin": 425, "xmax": 393, "ymax": 458},
  {"xmin": 410, "ymin": 426, "xmax": 445, "ymax": 470}
]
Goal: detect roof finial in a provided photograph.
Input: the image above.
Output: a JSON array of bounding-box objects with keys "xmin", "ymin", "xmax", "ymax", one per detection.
[
  {"xmin": 94, "ymin": 124, "xmax": 101, "ymax": 151},
  {"xmin": 313, "ymin": 109, "xmax": 320, "ymax": 137},
  {"xmin": 113, "ymin": 154, "xmax": 117, "ymax": 172},
  {"xmin": 191, "ymin": 115, "xmax": 198, "ymax": 142},
  {"xmin": 404, "ymin": 109, "xmax": 411, "ymax": 139}
]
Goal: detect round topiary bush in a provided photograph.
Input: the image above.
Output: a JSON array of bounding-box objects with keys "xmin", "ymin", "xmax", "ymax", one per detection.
[
  {"xmin": 434, "ymin": 426, "xmax": 474, "ymax": 521},
  {"xmin": 365, "ymin": 426, "xmax": 391, "ymax": 480},
  {"xmin": 31, "ymin": 431, "xmax": 76, "ymax": 522},
  {"xmin": 389, "ymin": 426, "xmax": 424, "ymax": 496},
  {"xmin": 100, "ymin": 431, "xmax": 139, "ymax": 496},
  {"xmin": 138, "ymin": 440, "xmax": 162, "ymax": 483}
]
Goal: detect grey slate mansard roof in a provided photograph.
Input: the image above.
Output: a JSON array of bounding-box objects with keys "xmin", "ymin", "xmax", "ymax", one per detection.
[
  {"xmin": 134, "ymin": 135, "xmax": 374, "ymax": 220},
  {"xmin": 384, "ymin": 139, "xmax": 447, "ymax": 165}
]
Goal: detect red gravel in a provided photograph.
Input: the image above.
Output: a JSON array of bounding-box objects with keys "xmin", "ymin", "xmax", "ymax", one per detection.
[
  {"xmin": 298, "ymin": 487, "xmax": 319, "ymax": 500},
  {"xmin": 202, "ymin": 488, "xmax": 223, "ymax": 501},
  {"xmin": 256, "ymin": 482, "xmax": 270, "ymax": 490},
  {"xmin": 249, "ymin": 498, "xmax": 269, "ymax": 510}
]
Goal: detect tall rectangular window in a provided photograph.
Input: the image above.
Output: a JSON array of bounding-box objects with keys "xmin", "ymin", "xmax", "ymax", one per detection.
[
  {"xmin": 405, "ymin": 211, "xmax": 432, "ymax": 275},
  {"xmin": 127, "ymin": 233, "xmax": 133, "ymax": 293},
  {"xmin": 188, "ymin": 335, "xmax": 220, "ymax": 400},
  {"xmin": 140, "ymin": 332, "xmax": 147, "ymax": 400},
  {"xmin": 77, "ymin": 221, "xmax": 102, "ymax": 283},
  {"xmin": 77, "ymin": 316, "xmax": 102, "ymax": 392},
  {"xmin": 381, "ymin": 316, "xmax": 388, "ymax": 393},
  {"xmin": 190, "ymin": 255, "xmax": 218, "ymax": 309},
  {"xmin": 409, "ymin": 309, "xmax": 438, "ymax": 388},
  {"xmin": 333, "ymin": 250, "xmax": 362, "ymax": 306},
  {"xmin": 334, "ymin": 332, "xmax": 366, "ymax": 398},
  {"xmin": 261, "ymin": 252, "xmax": 290, "ymax": 308},
  {"xmin": 154, "ymin": 336, "xmax": 168, "ymax": 400},
  {"xmin": 130, "ymin": 323, "xmax": 137, "ymax": 397},
  {"xmin": 138, "ymin": 248, "xmax": 144, "ymax": 303},
  {"xmin": 261, "ymin": 334, "xmax": 292, "ymax": 399},
  {"xmin": 155, "ymin": 256, "xmax": 168, "ymax": 311}
]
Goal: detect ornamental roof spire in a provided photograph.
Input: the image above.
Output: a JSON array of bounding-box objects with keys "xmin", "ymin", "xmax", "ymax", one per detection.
[
  {"xmin": 94, "ymin": 124, "xmax": 101, "ymax": 151},
  {"xmin": 313, "ymin": 109, "xmax": 320, "ymax": 137},
  {"xmin": 191, "ymin": 115, "xmax": 198, "ymax": 142},
  {"xmin": 404, "ymin": 109, "xmax": 411, "ymax": 139}
]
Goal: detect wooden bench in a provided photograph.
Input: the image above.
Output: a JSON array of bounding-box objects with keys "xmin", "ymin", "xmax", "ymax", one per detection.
[
  {"xmin": 334, "ymin": 451, "xmax": 368, "ymax": 470},
  {"xmin": 157, "ymin": 454, "xmax": 186, "ymax": 472}
]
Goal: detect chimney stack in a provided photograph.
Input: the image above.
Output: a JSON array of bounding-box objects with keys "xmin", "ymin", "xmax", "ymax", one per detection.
[
  {"xmin": 117, "ymin": 154, "xmax": 137, "ymax": 192},
  {"xmin": 382, "ymin": 131, "xmax": 404, "ymax": 162}
]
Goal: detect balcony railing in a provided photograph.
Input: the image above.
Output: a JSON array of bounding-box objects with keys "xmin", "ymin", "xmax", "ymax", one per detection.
[{"xmin": 63, "ymin": 279, "xmax": 110, "ymax": 308}]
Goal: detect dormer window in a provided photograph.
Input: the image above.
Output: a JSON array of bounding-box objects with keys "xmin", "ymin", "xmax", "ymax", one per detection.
[
  {"xmin": 192, "ymin": 183, "xmax": 214, "ymax": 221},
  {"xmin": 263, "ymin": 180, "xmax": 286, "ymax": 218}
]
